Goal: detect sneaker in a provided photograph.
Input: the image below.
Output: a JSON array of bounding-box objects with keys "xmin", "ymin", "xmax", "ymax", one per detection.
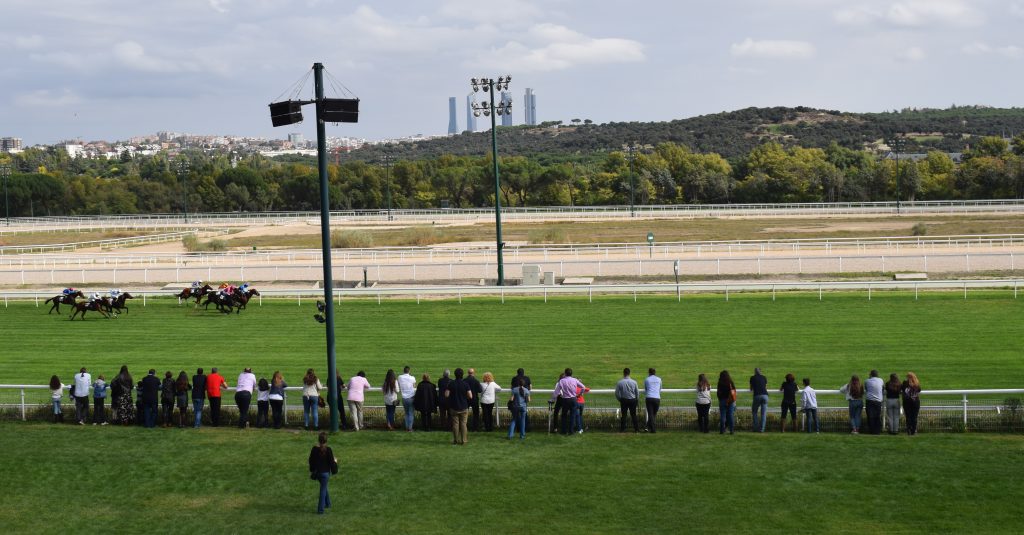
[
  {"xmin": 101, "ymin": 422, "xmax": 108, "ymax": 425},
  {"xmin": 91, "ymin": 423, "xmax": 97, "ymax": 426}
]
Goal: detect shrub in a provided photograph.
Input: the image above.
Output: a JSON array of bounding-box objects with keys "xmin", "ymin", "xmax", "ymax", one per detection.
[
  {"xmin": 331, "ymin": 229, "xmax": 374, "ymax": 249},
  {"xmin": 183, "ymin": 235, "xmax": 228, "ymax": 252},
  {"xmin": 395, "ymin": 226, "xmax": 443, "ymax": 246},
  {"xmin": 911, "ymin": 223, "xmax": 928, "ymax": 236},
  {"xmin": 528, "ymin": 227, "xmax": 568, "ymax": 244}
]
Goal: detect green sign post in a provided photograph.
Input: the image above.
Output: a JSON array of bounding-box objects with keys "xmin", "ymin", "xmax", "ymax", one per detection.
[{"xmin": 647, "ymin": 232, "xmax": 654, "ymax": 258}]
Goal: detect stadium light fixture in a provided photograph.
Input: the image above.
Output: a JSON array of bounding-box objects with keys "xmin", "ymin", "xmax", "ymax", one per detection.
[{"xmin": 470, "ymin": 75, "xmax": 513, "ymax": 286}]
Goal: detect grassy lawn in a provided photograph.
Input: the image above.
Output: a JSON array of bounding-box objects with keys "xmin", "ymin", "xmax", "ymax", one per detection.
[
  {"xmin": 0, "ymin": 424, "xmax": 1021, "ymax": 533},
  {"xmin": 1, "ymin": 293, "xmax": 1022, "ymax": 390}
]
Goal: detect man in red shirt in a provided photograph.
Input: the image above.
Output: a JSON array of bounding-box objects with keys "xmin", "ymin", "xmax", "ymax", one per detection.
[{"xmin": 206, "ymin": 367, "xmax": 228, "ymax": 427}]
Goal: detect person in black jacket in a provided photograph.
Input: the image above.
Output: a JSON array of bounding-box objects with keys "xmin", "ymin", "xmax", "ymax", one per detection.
[
  {"xmin": 510, "ymin": 368, "xmax": 532, "ymax": 430},
  {"xmin": 191, "ymin": 368, "xmax": 206, "ymax": 428},
  {"xmin": 140, "ymin": 369, "xmax": 161, "ymax": 428},
  {"xmin": 437, "ymin": 369, "xmax": 451, "ymax": 431},
  {"xmin": 466, "ymin": 368, "xmax": 483, "ymax": 431},
  {"xmin": 413, "ymin": 374, "xmax": 438, "ymax": 431},
  {"xmin": 160, "ymin": 371, "xmax": 175, "ymax": 427},
  {"xmin": 717, "ymin": 370, "xmax": 736, "ymax": 435},
  {"xmin": 308, "ymin": 432, "xmax": 337, "ymax": 515}
]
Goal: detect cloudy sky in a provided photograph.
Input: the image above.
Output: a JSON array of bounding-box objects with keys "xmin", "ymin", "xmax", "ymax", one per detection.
[{"xmin": 2, "ymin": 0, "xmax": 1023, "ymax": 145}]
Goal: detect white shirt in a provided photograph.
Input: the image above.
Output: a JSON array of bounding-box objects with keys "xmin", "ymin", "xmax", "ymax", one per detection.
[
  {"xmin": 480, "ymin": 382, "xmax": 503, "ymax": 404},
  {"xmin": 74, "ymin": 373, "xmax": 92, "ymax": 398},
  {"xmin": 257, "ymin": 389, "xmax": 270, "ymax": 402},
  {"xmin": 802, "ymin": 387, "xmax": 818, "ymax": 409},
  {"xmin": 398, "ymin": 373, "xmax": 417, "ymax": 400},
  {"xmin": 302, "ymin": 379, "xmax": 323, "ymax": 397},
  {"xmin": 236, "ymin": 372, "xmax": 257, "ymax": 393}
]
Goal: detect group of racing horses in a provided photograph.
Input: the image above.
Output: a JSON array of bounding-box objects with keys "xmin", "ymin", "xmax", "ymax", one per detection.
[{"xmin": 44, "ymin": 283, "xmax": 260, "ymax": 319}]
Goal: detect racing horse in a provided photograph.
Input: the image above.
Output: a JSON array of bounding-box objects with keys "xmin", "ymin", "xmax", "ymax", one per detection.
[
  {"xmin": 69, "ymin": 299, "xmax": 111, "ymax": 320},
  {"xmin": 202, "ymin": 291, "xmax": 237, "ymax": 314},
  {"xmin": 105, "ymin": 292, "xmax": 135, "ymax": 315},
  {"xmin": 44, "ymin": 290, "xmax": 84, "ymax": 314},
  {"xmin": 230, "ymin": 288, "xmax": 260, "ymax": 311},
  {"xmin": 176, "ymin": 284, "xmax": 212, "ymax": 304}
]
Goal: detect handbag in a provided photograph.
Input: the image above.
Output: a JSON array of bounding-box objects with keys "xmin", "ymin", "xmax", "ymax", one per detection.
[
  {"xmin": 729, "ymin": 388, "xmax": 737, "ymax": 404},
  {"xmin": 318, "ymin": 395, "xmax": 326, "ymax": 408},
  {"xmin": 331, "ymin": 457, "xmax": 339, "ymax": 475}
]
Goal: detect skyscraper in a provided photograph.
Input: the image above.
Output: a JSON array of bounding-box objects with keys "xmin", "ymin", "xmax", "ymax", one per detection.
[
  {"xmin": 500, "ymin": 91, "xmax": 513, "ymax": 127},
  {"xmin": 465, "ymin": 93, "xmax": 477, "ymax": 132},
  {"xmin": 448, "ymin": 97, "xmax": 458, "ymax": 135},
  {"xmin": 524, "ymin": 88, "xmax": 537, "ymax": 126}
]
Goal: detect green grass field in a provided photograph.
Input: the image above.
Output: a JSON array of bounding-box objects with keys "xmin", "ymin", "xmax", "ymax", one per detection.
[
  {"xmin": 2, "ymin": 292, "xmax": 1022, "ymax": 389},
  {"xmin": 1, "ymin": 424, "xmax": 1022, "ymax": 533}
]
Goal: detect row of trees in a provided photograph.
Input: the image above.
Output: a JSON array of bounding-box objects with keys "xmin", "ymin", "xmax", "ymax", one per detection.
[{"xmin": 2, "ymin": 136, "xmax": 1023, "ymax": 216}]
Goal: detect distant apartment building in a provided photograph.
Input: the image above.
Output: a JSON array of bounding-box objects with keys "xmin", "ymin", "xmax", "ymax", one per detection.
[
  {"xmin": 1, "ymin": 137, "xmax": 23, "ymax": 152},
  {"xmin": 448, "ymin": 97, "xmax": 458, "ymax": 135},
  {"xmin": 500, "ymin": 91, "xmax": 513, "ymax": 127},
  {"xmin": 465, "ymin": 93, "xmax": 477, "ymax": 132},
  {"xmin": 288, "ymin": 133, "xmax": 305, "ymax": 147},
  {"xmin": 523, "ymin": 88, "xmax": 537, "ymax": 126}
]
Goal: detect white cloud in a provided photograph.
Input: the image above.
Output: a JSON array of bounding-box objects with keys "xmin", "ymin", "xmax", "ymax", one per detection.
[
  {"xmin": 962, "ymin": 42, "xmax": 1024, "ymax": 59},
  {"xmin": 14, "ymin": 35, "xmax": 44, "ymax": 49},
  {"xmin": 209, "ymin": 0, "xmax": 231, "ymax": 13},
  {"xmin": 835, "ymin": 1, "xmax": 985, "ymax": 28},
  {"xmin": 438, "ymin": 0, "xmax": 543, "ymax": 23},
  {"xmin": 1012, "ymin": 3, "xmax": 1024, "ymax": 19},
  {"xmin": 472, "ymin": 23, "xmax": 644, "ymax": 72},
  {"xmin": 15, "ymin": 88, "xmax": 82, "ymax": 107},
  {"xmin": 730, "ymin": 38, "xmax": 816, "ymax": 60},
  {"xmin": 113, "ymin": 41, "xmax": 199, "ymax": 73},
  {"xmin": 899, "ymin": 46, "xmax": 926, "ymax": 62}
]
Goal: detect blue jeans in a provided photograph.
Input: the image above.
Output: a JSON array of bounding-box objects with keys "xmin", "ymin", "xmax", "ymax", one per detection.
[
  {"xmin": 144, "ymin": 401, "xmax": 158, "ymax": 428},
  {"xmin": 805, "ymin": 408, "xmax": 819, "ymax": 432},
  {"xmin": 303, "ymin": 396, "xmax": 319, "ymax": 429},
  {"xmin": 316, "ymin": 472, "xmax": 331, "ymax": 514},
  {"xmin": 848, "ymin": 399, "xmax": 864, "ymax": 432},
  {"xmin": 192, "ymin": 398, "xmax": 205, "ymax": 428},
  {"xmin": 52, "ymin": 399, "xmax": 62, "ymax": 414},
  {"xmin": 402, "ymin": 397, "xmax": 415, "ymax": 430},
  {"xmin": 385, "ymin": 403, "xmax": 396, "ymax": 427},
  {"xmin": 719, "ymin": 400, "xmax": 735, "ymax": 433},
  {"xmin": 508, "ymin": 406, "xmax": 527, "ymax": 439},
  {"xmin": 752, "ymin": 394, "xmax": 769, "ymax": 432}
]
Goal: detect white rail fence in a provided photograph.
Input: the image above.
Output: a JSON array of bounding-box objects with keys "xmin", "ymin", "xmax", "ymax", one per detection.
[
  {"xmin": 0, "ymin": 231, "xmax": 205, "ymax": 255},
  {"xmin": 2, "ymin": 252, "xmax": 1022, "ymax": 285},
  {"xmin": 1, "ymin": 279, "xmax": 1022, "ymax": 309},
  {"xmin": 3, "ymin": 385, "xmax": 1021, "ymax": 432}
]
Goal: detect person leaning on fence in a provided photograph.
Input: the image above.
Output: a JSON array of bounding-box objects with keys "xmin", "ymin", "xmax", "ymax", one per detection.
[
  {"xmin": 302, "ymin": 369, "xmax": 323, "ymax": 431},
  {"xmin": 556, "ymin": 369, "xmax": 586, "ymax": 435},
  {"xmin": 437, "ymin": 369, "xmax": 452, "ymax": 431},
  {"xmin": 141, "ymin": 369, "xmax": 161, "ymax": 429},
  {"xmin": 717, "ymin": 370, "xmax": 736, "ymax": 435},
  {"xmin": 644, "ymin": 368, "xmax": 662, "ymax": 433},
  {"xmin": 308, "ymin": 432, "xmax": 338, "ymax": 515},
  {"xmin": 616, "ymin": 368, "xmax": 640, "ymax": 433},
  {"xmin": 73, "ymin": 367, "xmax": 92, "ymax": 425},
  {"xmin": 695, "ymin": 374, "xmax": 712, "ymax": 433},
  {"xmin": 507, "ymin": 377, "xmax": 530, "ymax": 440},
  {"xmin": 864, "ymin": 370, "xmax": 885, "ymax": 435},
  {"xmin": 479, "ymin": 372, "xmax": 502, "ymax": 432},
  {"xmin": 801, "ymin": 378, "xmax": 819, "ymax": 433},
  {"xmin": 885, "ymin": 373, "xmax": 902, "ymax": 435},
  {"xmin": 174, "ymin": 371, "xmax": 190, "ymax": 428},
  {"xmin": 382, "ymin": 369, "xmax": 399, "ymax": 431},
  {"xmin": 347, "ymin": 371, "xmax": 371, "ymax": 432},
  {"xmin": 269, "ymin": 371, "xmax": 287, "ymax": 429},
  {"xmin": 901, "ymin": 372, "xmax": 921, "ymax": 436},
  {"xmin": 398, "ymin": 366, "xmax": 417, "ymax": 432},
  {"xmin": 779, "ymin": 373, "xmax": 798, "ymax": 433},
  {"xmin": 236, "ymin": 367, "xmax": 257, "ymax": 429},
  {"xmin": 206, "ymin": 367, "xmax": 228, "ymax": 427},
  {"xmin": 548, "ymin": 372, "xmax": 565, "ymax": 434},
  {"xmin": 49, "ymin": 375, "xmax": 64, "ymax": 423},
  {"xmin": 575, "ymin": 382, "xmax": 591, "ymax": 433},
  {"xmin": 256, "ymin": 377, "xmax": 270, "ymax": 429},
  {"xmin": 466, "ymin": 368, "xmax": 483, "ymax": 432},
  {"xmin": 511, "ymin": 368, "xmax": 532, "ymax": 430},
  {"xmin": 750, "ymin": 368, "xmax": 769, "ymax": 433},
  {"xmin": 839, "ymin": 375, "xmax": 865, "ymax": 434},
  {"xmin": 112, "ymin": 365, "xmax": 134, "ymax": 425},
  {"xmin": 414, "ymin": 374, "xmax": 438, "ymax": 431},
  {"xmin": 191, "ymin": 368, "xmax": 207, "ymax": 428},
  {"xmin": 445, "ymin": 368, "xmax": 473, "ymax": 445},
  {"xmin": 161, "ymin": 371, "xmax": 176, "ymax": 427},
  {"xmin": 92, "ymin": 374, "xmax": 108, "ymax": 425},
  {"xmin": 333, "ymin": 371, "xmax": 349, "ymax": 431}
]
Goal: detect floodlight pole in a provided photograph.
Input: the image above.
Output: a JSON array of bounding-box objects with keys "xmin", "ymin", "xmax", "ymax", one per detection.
[
  {"xmin": 177, "ymin": 160, "xmax": 190, "ymax": 224},
  {"xmin": 626, "ymin": 145, "xmax": 638, "ymax": 218},
  {"xmin": 0, "ymin": 165, "xmax": 9, "ymax": 226},
  {"xmin": 487, "ymin": 82, "xmax": 505, "ymax": 286},
  {"xmin": 382, "ymin": 155, "xmax": 393, "ymax": 222},
  {"xmin": 313, "ymin": 62, "xmax": 340, "ymax": 433}
]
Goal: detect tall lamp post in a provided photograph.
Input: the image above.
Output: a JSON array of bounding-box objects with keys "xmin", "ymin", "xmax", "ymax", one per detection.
[
  {"xmin": 268, "ymin": 62, "xmax": 359, "ymax": 432},
  {"xmin": 471, "ymin": 75, "xmax": 512, "ymax": 286},
  {"xmin": 177, "ymin": 159, "xmax": 190, "ymax": 224},
  {"xmin": 0, "ymin": 164, "xmax": 10, "ymax": 226},
  {"xmin": 887, "ymin": 136, "xmax": 906, "ymax": 214},
  {"xmin": 625, "ymin": 144, "xmax": 639, "ymax": 217},
  {"xmin": 380, "ymin": 155, "xmax": 393, "ymax": 222}
]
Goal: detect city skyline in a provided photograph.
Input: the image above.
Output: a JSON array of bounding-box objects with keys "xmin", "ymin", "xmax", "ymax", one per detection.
[{"xmin": 3, "ymin": 1, "xmax": 1024, "ymax": 146}]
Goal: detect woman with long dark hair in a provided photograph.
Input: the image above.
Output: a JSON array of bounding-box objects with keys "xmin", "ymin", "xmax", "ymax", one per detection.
[
  {"xmin": 174, "ymin": 371, "xmax": 190, "ymax": 428},
  {"xmin": 695, "ymin": 374, "xmax": 712, "ymax": 433},
  {"xmin": 269, "ymin": 371, "xmax": 287, "ymax": 429},
  {"xmin": 779, "ymin": 373, "xmax": 799, "ymax": 433},
  {"xmin": 716, "ymin": 370, "xmax": 736, "ymax": 434},
  {"xmin": 901, "ymin": 372, "xmax": 921, "ymax": 435},
  {"xmin": 507, "ymin": 377, "xmax": 531, "ymax": 440},
  {"xmin": 382, "ymin": 369, "xmax": 399, "ymax": 431},
  {"xmin": 307, "ymin": 432, "xmax": 338, "ymax": 514},
  {"xmin": 302, "ymin": 368, "xmax": 322, "ymax": 430},
  {"xmin": 49, "ymin": 375, "xmax": 64, "ymax": 423},
  {"xmin": 111, "ymin": 365, "xmax": 135, "ymax": 425},
  {"xmin": 840, "ymin": 375, "xmax": 865, "ymax": 434},
  {"xmin": 885, "ymin": 373, "xmax": 902, "ymax": 435}
]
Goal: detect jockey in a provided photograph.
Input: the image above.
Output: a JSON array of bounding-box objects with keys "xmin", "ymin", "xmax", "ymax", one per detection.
[
  {"xmin": 62, "ymin": 287, "xmax": 76, "ymax": 296},
  {"xmin": 89, "ymin": 292, "xmax": 102, "ymax": 304},
  {"xmin": 238, "ymin": 282, "xmax": 250, "ymax": 294},
  {"xmin": 191, "ymin": 280, "xmax": 203, "ymax": 290},
  {"xmin": 109, "ymin": 289, "xmax": 122, "ymax": 300}
]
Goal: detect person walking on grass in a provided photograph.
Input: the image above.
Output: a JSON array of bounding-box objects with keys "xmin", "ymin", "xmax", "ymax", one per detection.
[
  {"xmin": 302, "ymin": 369, "xmax": 323, "ymax": 430},
  {"xmin": 717, "ymin": 370, "xmax": 736, "ymax": 434},
  {"xmin": 206, "ymin": 367, "xmax": 228, "ymax": 427},
  {"xmin": 269, "ymin": 371, "xmax": 287, "ymax": 429},
  {"xmin": 801, "ymin": 378, "xmax": 819, "ymax": 433},
  {"xmin": 398, "ymin": 366, "xmax": 417, "ymax": 432},
  {"xmin": 901, "ymin": 372, "xmax": 922, "ymax": 436},
  {"xmin": 840, "ymin": 375, "xmax": 865, "ymax": 434},
  {"xmin": 92, "ymin": 374, "xmax": 108, "ymax": 425},
  {"xmin": 779, "ymin": 373, "xmax": 798, "ymax": 433},
  {"xmin": 865, "ymin": 370, "xmax": 884, "ymax": 435},
  {"xmin": 50, "ymin": 375, "xmax": 64, "ymax": 424},
  {"xmin": 73, "ymin": 367, "xmax": 91, "ymax": 425},
  {"xmin": 507, "ymin": 377, "xmax": 530, "ymax": 440},
  {"xmin": 479, "ymin": 372, "xmax": 502, "ymax": 432},
  {"xmin": 382, "ymin": 369, "xmax": 399, "ymax": 431},
  {"xmin": 191, "ymin": 368, "xmax": 207, "ymax": 428},
  {"xmin": 347, "ymin": 371, "xmax": 371, "ymax": 431},
  {"xmin": 885, "ymin": 373, "xmax": 902, "ymax": 435},
  {"xmin": 615, "ymin": 368, "xmax": 639, "ymax": 433},
  {"xmin": 445, "ymin": 368, "xmax": 473, "ymax": 445},
  {"xmin": 235, "ymin": 367, "xmax": 257, "ymax": 429},
  {"xmin": 750, "ymin": 368, "xmax": 769, "ymax": 433},
  {"xmin": 644, "ymin": 368, "xmax": 662, "ymax": 433},
  {"xmin": 308, "ymin": 432, "xmax": 338, "ymax": 515},
  {"xmin": 695, "ymin": 373, "xmax": 712, "ymax": 433},
  {"xmin": 174, "ymin": 371, "xmax": 190, "ymax": 428}
]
